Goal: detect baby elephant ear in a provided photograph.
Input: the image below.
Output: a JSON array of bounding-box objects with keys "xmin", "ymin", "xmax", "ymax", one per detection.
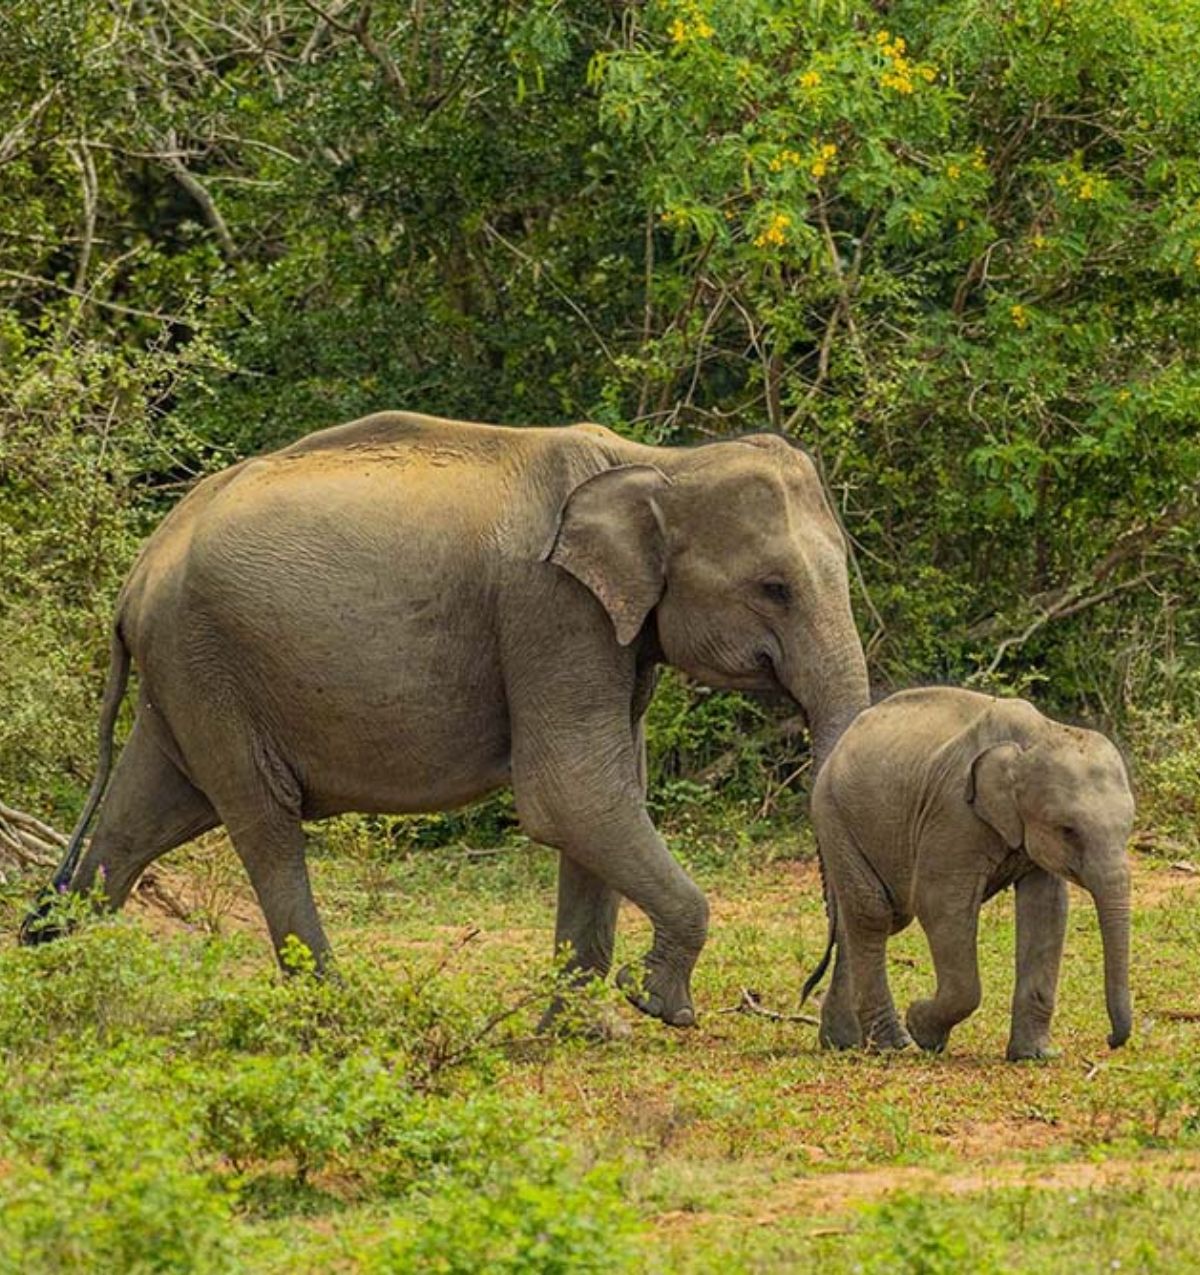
[
  {"xmin": 966, "ymin": 742, "xmax": 1025, "ymax": 849},
  {"xmin": 543, "ymin": 465, "xmax": 670, "ymax": 646}
]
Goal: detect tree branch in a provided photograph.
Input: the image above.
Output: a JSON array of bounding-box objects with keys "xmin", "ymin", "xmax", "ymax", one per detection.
[{"xmin": 163, "ymin": 133, "xmax": 237, "ymax": 258}]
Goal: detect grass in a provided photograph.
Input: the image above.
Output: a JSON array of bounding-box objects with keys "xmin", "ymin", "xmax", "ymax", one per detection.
[{"xmin": 0, "ymin": 816, "xmax": 1198, "ymax": 1272}]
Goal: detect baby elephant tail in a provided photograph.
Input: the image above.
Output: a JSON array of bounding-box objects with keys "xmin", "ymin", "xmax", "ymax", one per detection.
[{"xmin": 800, "ymin": 861, "xmax": 837, "ymax": 1007}]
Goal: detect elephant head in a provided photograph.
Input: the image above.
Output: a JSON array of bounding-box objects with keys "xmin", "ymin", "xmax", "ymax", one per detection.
[
  {"xmin": 546, "ymin": 435, "xmax": 870, "ymax": 770},
  {"xmin": 967, "ymin": 710, "xmax": 1136, "ymax": 1048}
]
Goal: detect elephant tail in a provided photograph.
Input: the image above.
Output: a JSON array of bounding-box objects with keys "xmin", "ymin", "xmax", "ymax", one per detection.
[
  {"xmin": 799, "ymin": 850, "xmax": 837, "ymax": 1007},
  {"xmin": 19, "ymin": 626, "xmax": 131, "ymax": 943}
]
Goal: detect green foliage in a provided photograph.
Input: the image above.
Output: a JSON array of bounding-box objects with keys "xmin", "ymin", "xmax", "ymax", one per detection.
[
  {"xmin": 363, "ymin": 1159, "xmax": 636, "ymax": 1274},
  {"xmin": 0, "ymin": 903, "xmax": 637, "ymax": 1271},
  {"xmin": 2, "ymin": 0, "xmax": 1197, "ymax": 826}
]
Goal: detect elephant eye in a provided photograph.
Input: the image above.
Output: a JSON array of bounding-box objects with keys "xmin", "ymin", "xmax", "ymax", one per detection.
[{"xmin": 759, "ymin": 580, "xmax": 792, "ymax": 606}]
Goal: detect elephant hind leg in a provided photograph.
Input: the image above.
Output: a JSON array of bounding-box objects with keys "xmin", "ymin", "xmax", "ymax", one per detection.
[
  {"xmin": 221, "ymin": 806, "xmax": 330, "ymax": 972},
  {"xmin": 537, "ymin": 855, "xmax": 622, "ymax": 1035},
  {"xmin": 906, "ymin": 897, "xmax": 983, "ymax": 1054},
  {"xmin": 820, "ymin": 822, "xmax": 910, "ymax": 1052},
  {"xmin": 818, "ymin": 914, "xmax": 862, "ymax": 1050},
  {"xmin": 71, "ymin": 715, "xmax": 219, "ymax": 908}
]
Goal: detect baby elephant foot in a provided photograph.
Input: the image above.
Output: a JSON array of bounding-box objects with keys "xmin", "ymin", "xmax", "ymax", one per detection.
[
  {"xmin": 1005, "ymin": 1031, "xmax": 1058, "ymax": 1063},
  {"xmin": 616, "ymin": 956, "xmax": 696, "ymax": 1028},
  {"xmin": 906, "ymin": 1001, "xmax": 952, "ymax": 1054},
  {"xmin": 819, "ymin": 1005, "xmax": 862, "ymax": 1051},
  {"xmin": 863, "ymin": 1018, "xmax": 914, "ymax": 1053}
]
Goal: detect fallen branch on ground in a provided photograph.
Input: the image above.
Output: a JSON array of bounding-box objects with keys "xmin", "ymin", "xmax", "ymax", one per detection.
[
  {"xmin": 717, "ymin": 986, "xmax": 820, "ymax": 1027},
  {"xmin": 0, "ymin": 801, "xmax": 66, "ymax": 876}
]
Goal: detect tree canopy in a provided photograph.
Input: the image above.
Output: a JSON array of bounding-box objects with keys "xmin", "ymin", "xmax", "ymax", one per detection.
[{"xmin": 2, "ymin": 0, "xmax": 1197, "ymax": 818}]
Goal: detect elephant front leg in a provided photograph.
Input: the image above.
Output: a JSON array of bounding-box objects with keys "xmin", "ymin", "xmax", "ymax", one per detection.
[
  {"xmin": 515, "ymin": 759, "xmax": 707, "ymax": 1028},
  {"xmin": 1007, "ymin": 869, "xmax": 1068, "ymax": 1061}
]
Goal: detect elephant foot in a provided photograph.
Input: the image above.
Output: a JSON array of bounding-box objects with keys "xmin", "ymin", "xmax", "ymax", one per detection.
[
  {"xmin": 863, "ymin": 1018, "xmax": 914, "ymax": 1053},
  {"xmin": 1006, "ymin": 1040, "xmax": 1059, "ymax": 1063},
  {"xmin": 18, "ymin": 889, "xmax": 74, "ymax": 947},
  {"xmin": 1006, "ymin": 1030, "xmax": 1058, "ymax": 1062},
  {"xmin": 905, "ymin": 1002, "xmax": 951, "ymax": 1054},
  {"xmin": 819, "ymin": 1003, "xmax": 862, "ymax": 1051},
  {"xmin": 616, "ymin": 957, "xmax": 696, "ymax": 1028}
]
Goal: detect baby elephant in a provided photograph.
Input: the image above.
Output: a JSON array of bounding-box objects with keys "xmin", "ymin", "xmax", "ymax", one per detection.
[{"xmin": 805, "ymin": 688, "xmax": 1134, "ymax": 1060}]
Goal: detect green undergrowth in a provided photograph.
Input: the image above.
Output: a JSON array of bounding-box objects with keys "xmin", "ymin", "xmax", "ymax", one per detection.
[{"xmin": 0, "ymin": 820, "xmax": 1198, "ymax": 1272}]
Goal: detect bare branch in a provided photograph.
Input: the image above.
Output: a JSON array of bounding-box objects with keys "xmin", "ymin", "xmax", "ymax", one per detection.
[
  {"xmin": 717, "ymin": 987, "xmax": 820, "ymax": 1027},
  {"xmin": 482, "ymin": 220, "xmax": 619, "ymax": 368},
  {"xmin": 163, "ymin": 132, "xmax": 238, "ymax": 258},
  {"xmin": 301, "ymin": 0, "xmax": 408, "ymax": 99},
  {"xmin": 0, "ymin": 87, "xmax": 59, "ymax": 167},
  {"xmin": 0, "ymin": 269, "xmax": 187, "ymax": 324},
  {"xmin": 69, "ymin": 142, "xmax": 99, "ymax": 292}
]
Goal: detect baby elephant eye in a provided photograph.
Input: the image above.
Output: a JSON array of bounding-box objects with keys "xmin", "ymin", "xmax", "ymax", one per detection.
[{"xmin": 759, "ymin": 580, "xmax": 792, "ymax": 605}]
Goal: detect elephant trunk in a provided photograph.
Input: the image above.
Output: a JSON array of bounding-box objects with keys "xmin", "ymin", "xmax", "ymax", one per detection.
[
  {"xmin": 783, "ymin": 634, "xmax": 870, "ymax": 775},
  {"xmin": 1083, "ymin": 861, "xmax": 1133, "ymax": 1049}
]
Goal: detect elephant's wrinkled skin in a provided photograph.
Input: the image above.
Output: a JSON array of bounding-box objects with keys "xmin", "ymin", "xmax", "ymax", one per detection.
[
  {"xmin": 807, "ymin": 688, "xmax": 1134, "ymax": 1059},
  {"xmin": 29, "ymin": 412, "xmax": 869, "ymax": 1028}
]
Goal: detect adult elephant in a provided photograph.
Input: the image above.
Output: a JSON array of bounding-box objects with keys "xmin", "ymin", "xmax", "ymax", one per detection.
[{"xmin": 24, "ymin": 412, "xmax": 869, "ymax": 1028}]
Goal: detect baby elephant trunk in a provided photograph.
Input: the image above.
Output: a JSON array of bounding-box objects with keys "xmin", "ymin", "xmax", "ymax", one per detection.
[{"xmin": 1082, "ymin": 861, "xmax": 1132, "ymax": 1049}]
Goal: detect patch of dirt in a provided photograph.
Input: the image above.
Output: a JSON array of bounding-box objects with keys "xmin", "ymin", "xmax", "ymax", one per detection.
[
  {"xmin": 948, "ymin": 1116, "xmax": 1065, "ymax": 1160},
  {"xmin": 126, "ymin": 863, "xmax": 266, "ymax": 939},
  {"xmin": 1130, "ymin": 856, "xmax": 1200, "ymax": 906},
  {"xmin": 653, "ymin": 1151, "xmax": 1200, "ymax": 1231}
]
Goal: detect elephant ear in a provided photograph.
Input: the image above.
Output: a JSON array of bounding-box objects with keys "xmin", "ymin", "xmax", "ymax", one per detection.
[
  {"xmin": 543, "ymin": 465, "xmax": 670, "ymax": 646},
  {"xmin": 966, "ymin": 742, "xmax": 1025, "ymax": 849}
]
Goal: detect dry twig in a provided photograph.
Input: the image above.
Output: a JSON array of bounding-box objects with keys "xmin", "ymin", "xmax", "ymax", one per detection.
[{"xmin": 717, "ymin": 987, "xmax": 820, "ymax": 1027}]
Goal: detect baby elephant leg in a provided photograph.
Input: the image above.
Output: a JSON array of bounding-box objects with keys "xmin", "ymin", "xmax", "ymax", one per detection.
[
  {"xmin": 1007, "ymin": 869, "xmax": 1068, "ymax": 1061},
  {"xmin": 817, "ymin": 823, "xmax": 909, "ymax": 1051},
  {"xmin": 818, "ymin": 913, "xmax": 862, "ymax": 1050},
  {"xmin": 843, "ymin": 915, "xmax": 912, "ymax": 1051},
  {"xmin": 907, "ymin": 894, "xmax": 982, "ymax": 1053}
]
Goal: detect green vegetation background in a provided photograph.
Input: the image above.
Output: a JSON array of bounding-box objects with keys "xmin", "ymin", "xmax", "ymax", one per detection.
[{"xmin": 1, "ymin": 2, "xmax": 1199, "ymax": 1270}]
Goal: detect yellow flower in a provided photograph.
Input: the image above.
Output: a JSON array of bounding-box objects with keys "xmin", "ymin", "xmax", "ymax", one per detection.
[
  {"xmin": 1077, "ymin": 175, "xmax": 1096, "ymax": 200},
  {"xmin": 956, "ymin": 217, "xmax": 966, "ymax": 230},
  {"xmin": 809, "ymin": 143, "xmax": 837, "ymax": 179},
  {"xmin": 769, "ymin": 148, "xmax": 802, "ymax": 172},
  {"xmin": 972, "ymin": 146, "xmax": 987, "ymax": 171},
  {"xmin": 1031, "ymin": 233, "xmax": 1048, "ymax": 251},
  {"xmin": 669, "ymin": 7, "xmax": 714, "ymax": 45},
  {"xmin": 874, "ymin": 28, "xmax": 927, "ymax": 94},
  {"xmin": 946, "ymin": 162, "xmax": 961, "ymax": 180},
  {"xmin": 1010, "ymin": 304, "xmax": 1029, "ymax": 329},
  {"xmin": 799, "ymin": 70, "xmax": 822, "ymax": 89},
  {"xmin": 754, "ymin": 212, "xmax": 792, "ymax": 248},
  {"xmin": 1116, "ymin": 389, "xmax": 1131, "ymax": 403}
]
